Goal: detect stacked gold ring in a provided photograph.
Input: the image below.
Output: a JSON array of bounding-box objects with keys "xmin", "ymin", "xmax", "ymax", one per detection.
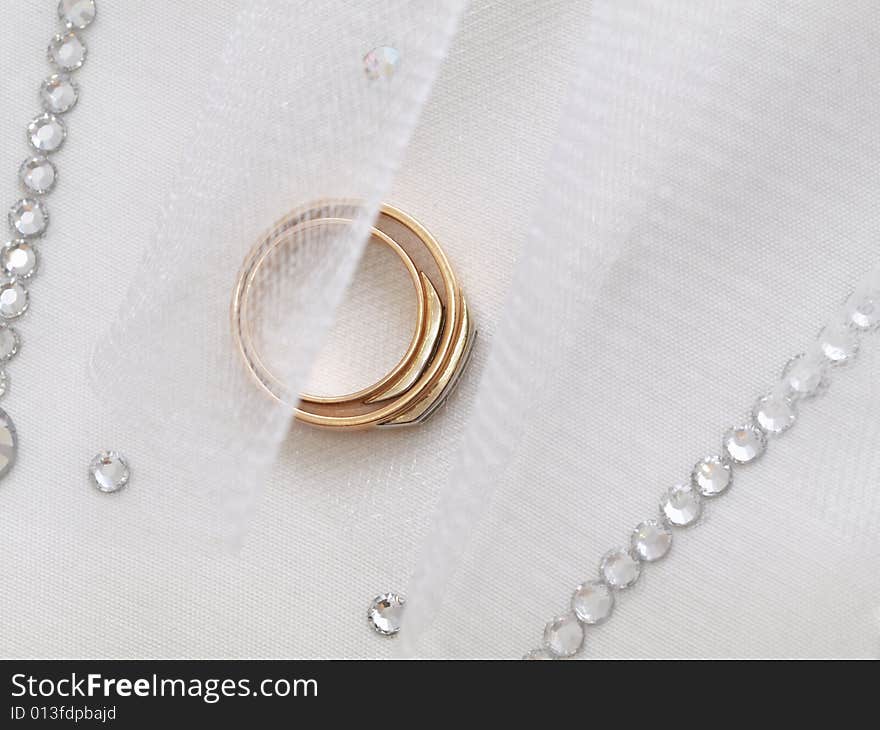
[{"xmin": 232, "ymin": 201, "xmax": 475, "ymax": 429}]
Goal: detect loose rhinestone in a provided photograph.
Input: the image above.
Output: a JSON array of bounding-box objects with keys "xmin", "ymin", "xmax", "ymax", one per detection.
[
  {"xmin": 722, "ymin": 424, "xmax": 767, "ymax": 464},
  {"xmin": 0, "ymin": 370, "xmax": 7, "ymax": 399},
  {"xmin": 845, "ymin": 288, "xmax": 880, "ymax": 330},
  {"xmin": 41, "ymin": 74, "xmax": 79, "ymax": 114},
  {"xmin": 0, "ymin": 407, "xmax": 17, "ymax": 479},
  {"xmin": 363, "ymin": 46, "xmax": 400, "ymax": 80},
  {"xmin": 0, "ymin": 325, "xmax": 20, "ymax": 361},
  {"xmin": 28, "ymin": 113, "xmax": 66, "ymax": 153},
  {"xmin": 631, "ymin": 519, "xmax": 672, "ymax": 561},
  {"xmin": 599, "ymin": 548, "xmax": 641, "ymax": 589},
  {"xmin": 9, "ymin": 199, "xmax": 48, "ymax": 238},
  {"xmin": 660, "ymin": 483, "xmax": 702, "ymax": 527},
  {"xmin": 2, "ymin": 242, "xmax": 38, "ymax": 280},
  {"xmin": 48, "ymin": 31, "xmax": 87, "ymax": 71},
  {"xmin": 753, "ymin": 393, "xmax": 796, "ymax": 435},
  {"xmin": 781, "ymin": 354, "xmax": 826, "ymax": 398},
  {"xmin": 0, "ymin": 283, "xmax": 29, "ymax": 320},
  {"xmin": 59, "ymin": 0, "xmax": 97, "ymax": 30},
  {"xmin": 543, "ymin": 613, "xmax": 583, "ymax": 657},
  {"xmin": 523, "ymin": 648, "xmax": 553, "ymax": 660},
  {"xmin": 818, "ymin": 323, "xmax": 859, "ymax": 364},
  {"xmin": 691, "ymin": 455, "xmax": 733, "ymax": 497},
  {"xmin": 19, "ymin": 157, "xmax": 57, "ymax": 195},
  {"xmin": 571, "ymin": 580, "xmax": 614, "ymax": 624},
  {"xmin": 89, "ymin": 451, "xmax": 130, "ymax": 493},
  {"xmin": 367, "ymin": 592, "xmax": 404, "ymax": 636}
]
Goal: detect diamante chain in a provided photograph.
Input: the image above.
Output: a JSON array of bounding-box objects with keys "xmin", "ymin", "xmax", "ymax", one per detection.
[
  {"xmin": 529, "ymin": 277, "xmax": 880, "ymax": 659},
  {"xmin": 0, "ymin": 1, "xmax": 97, "ymax": 480}
]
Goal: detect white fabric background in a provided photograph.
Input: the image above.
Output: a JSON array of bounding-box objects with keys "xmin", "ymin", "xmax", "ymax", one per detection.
[{"xmin": 0, "ymin": 0, "xmax": 878, "ymax": 658}]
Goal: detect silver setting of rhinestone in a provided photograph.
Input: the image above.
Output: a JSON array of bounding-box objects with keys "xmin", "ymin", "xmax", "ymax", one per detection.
[
  {"xmin": 367, "ymin": 592, "xmax": 405, "ymax": 636},
  {"xmin": 691, "ymin": 454, "xmax": 733, "ymax": 497},
  {"xmin": 41, "ymin": 74, "xmax": 79, "ymax": 114},
  {"xmin": 0, "ymin": 407, "xmax": 17, "ymax": 478},
  {"xmin": 1, "ymin": 242, "xmax": 38, "ymax": 280},
  {"xmin": 9, "ymin": 199, "xmax": 49, "ymax": 239},
  {"xmin": 48, "ymin": 31, "xmax": 87, "ymax": 72},
  {"xmin": 19, "ymin": 156, "xmax": 57, "ymax": 195},
  {"xmin": 0, "ymin": 370, "xmax": 8, "ymax": 399},
  {"xmin": 27, "ymin": 113, "xmax": 67, "ymax": 154},
  {"xmin": 0, "ymin": 282, "xmax": 29, "ymax": 321},
  {"xmin": 543, "ymin": 613, "xmax": 584, "ymax": 657},
  {"xmin": 0, "ymin": 325, "xmax": 21, "ymax": 362},
  {"xmin": 599, "ymin": 548, "xmax": 641, "ymax": 589},
  {"xmin": 781, "ymin": 353, "xmax": 827, "ymax": 399},
  {"xmin": 752, "ymin": 393, "xmax": 796, "ymax": 435},
  {"xmin": 660, "ymin": 482, "xmax": 702, "ymax": 527},
  {"xmin": 523, "ymin": 648, "xmax": 553, "ymax": 660},
  {"xmin": 89, "ymin": 451, "xmax": 130, "ymax": 493},
  {"xmin": 571, "ymin": 580, "xmax": 614, "ymax": 624},
  {"xmin": 58, "ymin": 0, "xmax": 97, "ymax": 30},
  {"xmin": 631, "ymin": 519, "xmax": 672, "ymax": 562},
  {"xmin": 722, "ymin": 424, "xmax": 767, "ymax": 464}
]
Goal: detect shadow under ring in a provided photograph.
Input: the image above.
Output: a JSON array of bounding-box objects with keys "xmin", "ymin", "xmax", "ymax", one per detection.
[{"xmin": 231, "ymin": 201, "xmax": 475, "ymax": 429}]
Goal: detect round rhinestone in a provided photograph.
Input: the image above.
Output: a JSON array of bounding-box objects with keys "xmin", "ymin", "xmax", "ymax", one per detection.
[
  {"xmin": 845, "ymin": 289, "xmax": 880, "ymax": 330},
  {"xmin": 818, "ymin": 324, "xmax": 859, "ymax": 364},
  {"xmin": 0, "ymin": 325, "xmax": 20, "ymax": 361},
  {"xmin": 48, "ymin": 31, "xmax": 87, "ymax": 71},
  {"xmin": 523, "ymin": 648, "xmax": 553, "ymax": 660},
  {"xmin": 2, "ymin": 242, "xmax": 38, "ymax": 280},
  {"xmin": 89, "ymin": 451, "xmax": 130, "ymax": 493},
  {"xmin": 59, "ymin": 0, "xmax": 97, "ymax": 30},
  {"xmin": 753, "ymin": 393, "xmax": 796, "ymax": 435},
  {"xmin": 599, "ymin": 548, "xmax": 641, "ymax": 589},
  {"xmin": 0, "ymin": 282, "xmax": 29, "ymax": 320},
  {"xmin": 691, "ymin": 455, "xmax": 733, "ymax": 497},
  {"xmin": 0, "ymin": 370, "xmax": 7, "ymax": 399},
  {"xmin": 722, "ymin": 424, "xmax": 767, "ymax": 464},
  {"xmin": 19, "ymin": 157, "xmax": 57, "ymax": 195},
  {"xmin": 41, "ymin": 74, "xmax": 79, "ymax": 114},
  {"xmin": 28, "ymin": 113, "xmax": 66, "ymax": 153},
  {"xmin": 571, "ymin": 580, "xmax": 614, "ymax": 624},
  {"xmin": 543, "ymin": 613, "xmax": 583, "ymax": 657},
  {"xmin": 367, "ymin": 592, "xmax": 404, "ymax": 636},
  {"xmin": 781, "ymin": 354, "xmax": 826, "ymax": 398},
  {"xmin": 631, "ymin": 519, "xmax": 672, "ymax": 561},
  {"xmin": 363, "ymin": 46, "xmax": 400, "ymax": 80},
  {"xmin": 9, "ymin": 199, "xmax": 48, "ymax": 238},
  {"xmin": 660, "ymin": 483, "xmax": 702, "ymax": 527},
  {"xmin": 0, "ymin": 407, "xmax": 17, "ymax": 479}
]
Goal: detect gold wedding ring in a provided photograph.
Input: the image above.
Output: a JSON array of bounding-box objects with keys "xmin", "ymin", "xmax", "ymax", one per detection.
[{"xmin": 232, "ymin": 201, "xmax": 475, "ymax": 429}]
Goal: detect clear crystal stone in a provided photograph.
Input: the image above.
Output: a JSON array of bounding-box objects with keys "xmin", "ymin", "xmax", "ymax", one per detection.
[
  {"xmin": 28, "ymin": 113, "xmax": 66, "ymax": 153},
  {"xmin": 0, "ymin": 370, "xmax": 7, "ymax": 399},
  {"xmin": 753, "ymin": 393, "xmax": 796, "ymax": 435},
  {"xmin": 523, "ymin": 648, "xmax": 553, "ymax": 660},
  {"xmin": 19, "ymin": 157, "xmax": 57, "ymax": 195},
  {"xmin": 722, "ymin": 424, "xmax": 767, "ymax": 464},
  {"xmin": 571, "ymin": 580, "xmax": 614, "ymax": 624},
  {"xmin": 367, "ymin": 592, "xmax": 404, "ymax": 636},
  {"xmin": 543, "ymin": 613, "xmax": 583, "ymax": 657},
  {"xmin": 691, "ymin": 455, "xmax": 733, "ymax": 497},
  {"xmin": 49, "ymin": 31, "xmax": 87, "ymax": 71},
  {"xmin": 0, "ymin": 325, "xmax": 20, "ymax": 361},
  {"xmin": 631, "ymin": 519, "xmax": 672, "ymax": 561},
  {"xmin": 41, "ymin": 74, "xmax": 79, "ymax": 114},
  {"xmin": 0, "ymin": 283, "xmax": 29, "ymax": 320},
  {"xmin": 2, "ymin": 242, "xmax": 38, "ymax": 280},
  {"xmin": 845, "ymin": 289, "xmax": 880, "ymax": 330},
  {"xmin": 599, "ymin": 548, "xmax": 641, "ymax": 589},
  {"xmin": 363, "ymin": 46, "xmax": 400, "ymax": 80},
  {"xmin": 59, "ymin": 0, "xmax": 96, "ymax": 29},
  {"xmin": 9, "ymin": 199, "xmax": 48, "ymax": 238},
  {"xmin": 781, "ymin": 354, "xmax": 826, "ymax": 398},
  {"xmin": 818, "ymin": 324, "xmax": 859, "ymax": 364},
  {"xmin": 89, "ymin": 450, "xmax": 130, "ymax": 493},
  {"xmin": 0, "ymin": 407, "xmax": 17, "ymax": 478},
  {"xmin": 660, "ymin": 483, "xmax": 702, "ymax": 527}
]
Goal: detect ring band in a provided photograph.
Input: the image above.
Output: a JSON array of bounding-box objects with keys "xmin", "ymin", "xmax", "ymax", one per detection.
[{"xmin": 232, "ymin": 201, "xmax": 475, "ymax": 429}]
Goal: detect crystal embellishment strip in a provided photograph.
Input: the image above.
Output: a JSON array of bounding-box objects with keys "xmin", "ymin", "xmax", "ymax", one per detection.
[
  {"xmin": 530, "ymin": 280, "xmax": 880, "ymax": 659},
  {"xmin": 0, "ymin": 3, "xmax": 96, "ymax": 474}
]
